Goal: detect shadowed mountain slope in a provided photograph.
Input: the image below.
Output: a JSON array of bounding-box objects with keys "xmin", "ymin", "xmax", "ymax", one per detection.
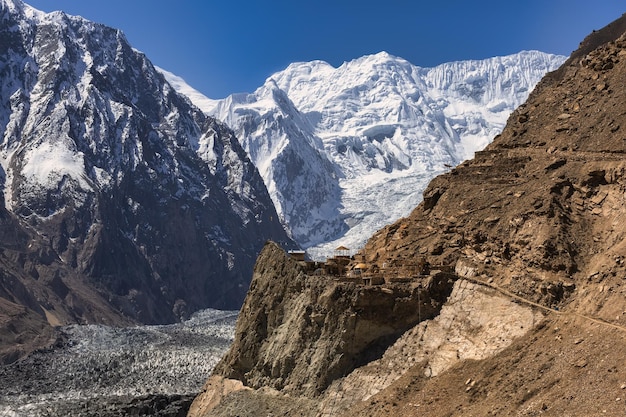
[{"xmin": 0, "ymin": 0, "xmax": 292, "ymax": 363}]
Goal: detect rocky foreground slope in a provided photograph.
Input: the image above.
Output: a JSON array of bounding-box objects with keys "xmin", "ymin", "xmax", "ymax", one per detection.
[{"xmin": 189, "ymin": 13, "xmax": 626, "ymax": 417}]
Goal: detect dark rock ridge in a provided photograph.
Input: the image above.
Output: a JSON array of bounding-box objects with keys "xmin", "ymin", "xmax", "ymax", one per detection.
[
  {"xmin": 0, "ymin": 0, "xmax": 292, "ymax": 362},
  {"xmin": 212, "ymin": 241, "xmax": 456, "ymax": 396}
]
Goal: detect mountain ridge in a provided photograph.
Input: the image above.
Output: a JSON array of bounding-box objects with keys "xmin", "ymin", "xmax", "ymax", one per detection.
[{"xmin": 0, "ymin": 0, "xmax": 292, "ymax": 363}]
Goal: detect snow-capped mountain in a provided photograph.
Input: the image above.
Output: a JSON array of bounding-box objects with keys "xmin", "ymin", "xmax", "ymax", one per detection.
[
  {"xmin": 166, "ymin": 51, "xmax": 566, "ymax": 257},
  {"xmin": 0, "ymin": 0, "xmax": 292, "ymax": 339},
  {"xmin": 207, "ymin": 81, "xmax": 346, "ymax": 247}
]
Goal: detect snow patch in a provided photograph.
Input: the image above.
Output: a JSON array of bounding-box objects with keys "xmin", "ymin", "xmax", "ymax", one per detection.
[
  {"xmin": 156, "ymin": 66, "xmax": 219, "ymax": 112},
  {"xmin": 22, "ymin": 141, "xmax": 90, "ymax": 191}
]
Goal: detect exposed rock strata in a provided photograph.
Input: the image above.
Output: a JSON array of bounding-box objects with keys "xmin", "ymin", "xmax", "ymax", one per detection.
[{"xmin": 317, "ymin": 279, "xmax": 543, "ymax": 416}]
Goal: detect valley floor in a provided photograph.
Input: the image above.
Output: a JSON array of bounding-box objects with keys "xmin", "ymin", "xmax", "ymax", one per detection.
[{"xmin": 0, "ymin": 309, "xmax": 236, "ymax": 417}]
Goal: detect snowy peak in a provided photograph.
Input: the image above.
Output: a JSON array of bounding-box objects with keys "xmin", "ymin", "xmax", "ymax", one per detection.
[
  {"xmin": 156, "ymin": 66, "xmax": 219, "ymax": 113},
  {"xmin": 0, "ymin": 0, "xmax": 25, "ymax": 14},
  {"xmin": 206, "ymin": 70, "xmax": 343, "ymax": 248},
  {"xmin": 164, "ymin": 50, "xmax": 565, "ymax": 257},
  {"xmin": 274, "ymin": 51, "xmax": 415, "ymax": 95},
  {"xmin": 1, "ymin": 0, "xmax": 92, "ymax": 31}
]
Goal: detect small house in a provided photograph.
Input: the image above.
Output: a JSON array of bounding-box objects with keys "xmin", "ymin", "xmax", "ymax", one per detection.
[
  {"xmin": 288, "ymin": 250, "xmax": 306, "ymax": 262},
  {"xmin": 334, "ymin": 245, "xmax": 351, "ymax": 258}
]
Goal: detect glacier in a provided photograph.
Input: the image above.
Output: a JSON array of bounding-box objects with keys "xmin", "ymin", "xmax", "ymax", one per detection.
[
  {"xmin": 163, "ymin": 51, "xmax": 566, "ymax": 259},
  {"xmin": 0, "ymin": 309, "xmax": 237, "ymax": 415}
]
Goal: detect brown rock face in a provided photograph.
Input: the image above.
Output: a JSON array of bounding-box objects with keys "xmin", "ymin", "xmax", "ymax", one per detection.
[
  {"xmin": 0, "ymin": 297, "xmax": 56, "ymax": 365},
  {"xmin": 212, "ymin": 242, "xmax": 455, "ymax": 396}
]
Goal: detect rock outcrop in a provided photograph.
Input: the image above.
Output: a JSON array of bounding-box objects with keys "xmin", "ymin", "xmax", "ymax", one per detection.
[
  {"xmin": 211, "ymin": 242, "xmax": 455, "ymax": 396},
  {"xmin": 191, "ymin": 12, "xmax": 626, "ymax": 417}
]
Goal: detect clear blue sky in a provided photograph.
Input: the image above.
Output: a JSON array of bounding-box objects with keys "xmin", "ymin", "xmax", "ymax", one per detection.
[{"xmin": 25, "ymin": 0, "xmax": 624, "ymax": 99}]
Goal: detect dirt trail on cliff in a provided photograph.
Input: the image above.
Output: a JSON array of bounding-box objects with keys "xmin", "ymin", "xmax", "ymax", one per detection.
[
  {"xmin": 340, "ymin": 277, "xmax": 626, "ymax": 416},
  {"xmin": 466, "ymin": 274, "xmax": 626, "ymax": 334}
]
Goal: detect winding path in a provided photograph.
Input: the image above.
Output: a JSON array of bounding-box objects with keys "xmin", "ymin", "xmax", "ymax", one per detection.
[{"xmin": 463, "ymin": 275, "xmax": 626, "ymax": 333}]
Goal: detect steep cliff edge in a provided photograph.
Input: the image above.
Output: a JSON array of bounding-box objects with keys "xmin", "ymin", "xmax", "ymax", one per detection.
[
  {"xmin": 211, "ymin": 242, "xmax": 455, "ymax": 396},
  {"xmin": 190, "ymin": 247, "xmax": 542, "ymax": 417},
  {"xmin": 191, "ymin": 14, "xmax": 626, "ymax": 417}
]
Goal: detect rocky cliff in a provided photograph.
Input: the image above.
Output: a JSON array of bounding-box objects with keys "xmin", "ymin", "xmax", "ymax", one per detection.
[
  {"xmin": 211, "ymin": 242, "xmax": 455, "ymax": 397},
  {"xmin": 190, "ymin": 13, "xmax": 626, "ymax": 417}
]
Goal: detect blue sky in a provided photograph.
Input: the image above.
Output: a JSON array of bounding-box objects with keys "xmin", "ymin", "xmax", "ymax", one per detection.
[{"xmin": 25, "ymin": 0, "xmax": 624, "ymax": 99}]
